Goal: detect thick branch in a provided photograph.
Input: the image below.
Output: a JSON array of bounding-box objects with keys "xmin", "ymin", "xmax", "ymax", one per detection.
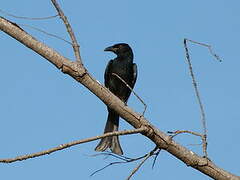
[{"xmin": 0, "ymin": 17, "xmax": 239, "ymax": 180}]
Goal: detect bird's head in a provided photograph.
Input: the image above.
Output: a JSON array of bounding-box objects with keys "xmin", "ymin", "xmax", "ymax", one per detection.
[{"xmin": 104, "ymin": 43, "xmax": 133, "ymax": 58}]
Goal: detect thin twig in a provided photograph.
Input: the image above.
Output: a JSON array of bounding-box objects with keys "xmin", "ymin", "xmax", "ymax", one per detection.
[
  {"xmin": 91, "ymin": 147, "xmax": 159, "ymax": 177},
  {"xmin": 185, "ymin": 38, "xmax": 222, "ymax": 62},
  {"xmin": 112, "ymin": 73, "xmax": 147, "ymax": 116},
  {"xmin": 126, "ymin": 153, "xmax": 151, "ymax": 180},
  {"xmin": 152, "ymin": 149, "xmax": 161, "ymax": 169},
  {"xmin": 97, "ymin": 151, "xmax": 151, "ymax": 162},
  {"xmin": 168, "ymin": 130, "xmax": 203, "ymax": 138},
  {"xmin": 0, "ymin": 127, "xmax": 146, "ymax": 163},
  {"xmin": 19, "ymin": 24, "xmax": 72, "ymax": 45},
  {"xmin": 0, "ymin": 9, "xmax": 58, "ymax": 20},
  {"xmin": 183, "ymin": 38, "xmax": 210, "ymax": 157},
  {"xmin": 91, "ymin": 151, "xmax": 133, "ymax": 161},
  {"xmin": 168, "ymin": 130, "xmax": 209, "ymax": 156},
  {"xmin": 90, "ymin": 152, "xmax": 150, "ymax": 177},
  {"xmin": 187, "ymin": 143, "xmax": 202, "ymax": 146},
  {"xmin": 51, "ymin": 0, "xmax": 82, "ymax": 64},
  {"xmin": 90, "ymin": 160, "xmax": 126, "ymax": 176},
  {"xmin": 126, "ymin": 146, "xmax": 159, "ymax": 180}
]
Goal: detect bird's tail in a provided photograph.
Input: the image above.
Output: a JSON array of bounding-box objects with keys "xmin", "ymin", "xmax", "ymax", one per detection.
[{"xmin": 95, "ymin": 110, "xmax": 123, "ymax": 155}]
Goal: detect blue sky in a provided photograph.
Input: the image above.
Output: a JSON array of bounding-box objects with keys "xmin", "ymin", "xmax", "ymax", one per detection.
[{"xmin": 1, "ymin": 0, "xmax": 239, "ymax": 179}]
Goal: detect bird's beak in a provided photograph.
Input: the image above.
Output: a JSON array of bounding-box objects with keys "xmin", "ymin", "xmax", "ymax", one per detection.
[{"xmin": 104, "ymin": 46, "xmax": 117, "ymax": 53}]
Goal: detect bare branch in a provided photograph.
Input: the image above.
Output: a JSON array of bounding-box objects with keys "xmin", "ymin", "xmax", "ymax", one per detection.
[
  {"xmin": 126, "ymin": 147, "xmax": 159, "ymax": 180},
  {"xmin": 91, "ymin": 147, "xmax": 159, "ymax": 178},
  {"xmin": 51, "ymin": 0, "xmax": 82, "ymax": 64},
  {"xmin": 183, "ymin": 39, "xmax": 208, "ymax": 157},
  {"xmin": 0, "ymin": 9, "xmax": 58, "ymax": 20},
  {"xmin": 112, "ymin": 73, "xmax": 147, "ymax": 116},
  {"xmin": 168, "ymin": 130, "xmax": 203, "ymax": 138},
  {"xmin": 126, "ymin": 153, "xmax": 151, "ymax": 180},
  {"xmin": 168, "ymin": 130, "xmax": 208, "ymax": 155},
  {"xmin": 152, "ymin": 149, "xmax": 161, "ymax": 169},
  {"xmin": 19, "ymin": 24, "xmax": 72, "ymax": 45},
  {"xmin": 185, "ymin": 38, "xmax": 222, "ymax": 62},
  {"xmin": 0, "ymin": 128, "xmax": 146, "ymax": 163},
  {"xmin": 183, "ymin": 38, "xmax": 221, "ymax": 158},
  {"xmin": 0, "ymin": 15, "xmax": 239, "ymax": 180},
  {"xmin": 91, "ymin": 154, "xmax": 146, "ymax": 177},
  {"xmin": 92, "ymin": 151, "xmax": 150, "ymax": 162}
]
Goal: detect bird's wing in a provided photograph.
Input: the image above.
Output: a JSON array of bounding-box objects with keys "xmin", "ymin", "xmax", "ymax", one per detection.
[
  {"xmin": 104, "ymin": 60, "xmax": 114, "ymax": 88},
  {"xmin": 132, "ymin": 63, "xmax": 138, "ymax": 88}
]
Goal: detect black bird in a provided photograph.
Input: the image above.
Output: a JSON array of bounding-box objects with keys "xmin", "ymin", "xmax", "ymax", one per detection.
[{"xmin": 95, "ymin": 43, "xmax": 137, "ymax": 155}]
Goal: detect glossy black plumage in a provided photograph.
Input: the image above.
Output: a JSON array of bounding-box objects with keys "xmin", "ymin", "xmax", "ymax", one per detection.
[{"xmin": 95, "ymin": 43, "xmax": 137, "ymax": 155}]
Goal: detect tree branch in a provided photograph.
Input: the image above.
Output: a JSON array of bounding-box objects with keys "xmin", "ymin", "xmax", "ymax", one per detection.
[
  {"xmin": 0, "ymin": 128, "xmax": 146, "ymax": 163},
  {"xmin": 112, "ymin": 73, "xmax": 147, "ymax": 116},
  {"xmin": 126, "ymin": 147, "xmax": 158, "ymax": 180},
  {"xmin": 0, "ymin": 16, "xmax": 239, "ymax": 180},
  {"xmin": 91, "ymin": 147, "xmax": 159, "ymax": 177},
  {"xmin": 0, "ymin": 9, "xmax": 58, "ymax": 20},
  {"xmin": 51, "ymin": 0, "xmax": 82, "ymax": 64}
]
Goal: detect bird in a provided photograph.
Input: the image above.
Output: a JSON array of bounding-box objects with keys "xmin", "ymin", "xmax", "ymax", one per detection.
[{"xmin": 95, "ymin": 43, "xmax": 138, "ymax": 155}]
